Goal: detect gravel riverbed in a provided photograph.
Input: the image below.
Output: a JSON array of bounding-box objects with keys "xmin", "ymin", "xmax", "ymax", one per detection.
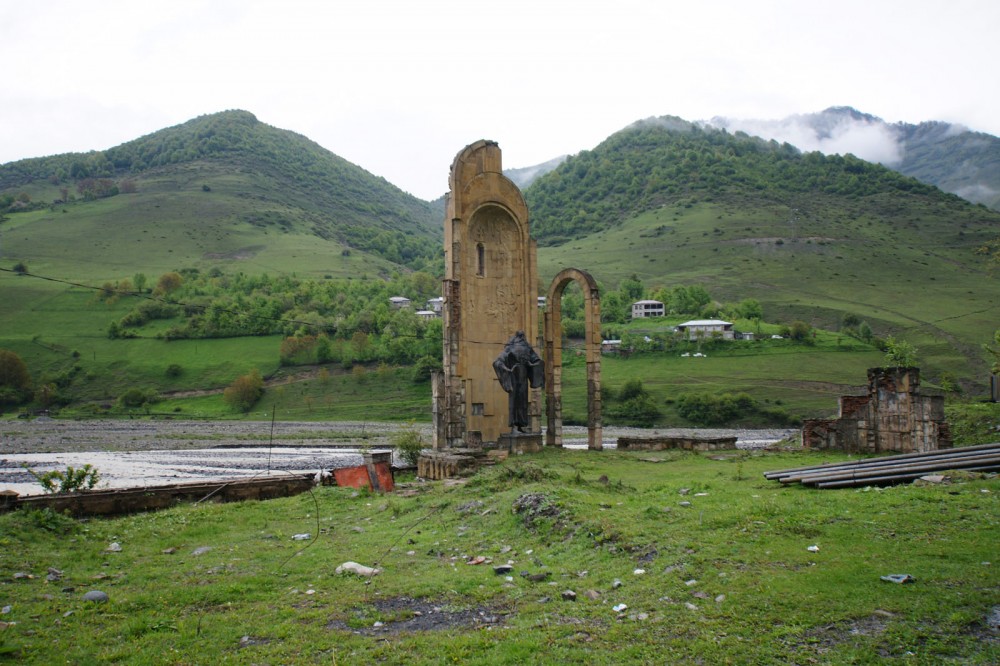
[{"xmin": 0, "ymin": 418, "xmax": 796, "ymax": 496}]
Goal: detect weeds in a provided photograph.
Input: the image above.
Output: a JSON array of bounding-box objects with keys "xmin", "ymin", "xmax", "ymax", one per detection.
[{"xmin": 23, "ymin": 463, "xmax": 100, "ymax": 493}]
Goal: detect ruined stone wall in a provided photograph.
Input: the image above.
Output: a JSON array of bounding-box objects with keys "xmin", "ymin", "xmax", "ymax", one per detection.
[{"xmin": 803, "ymin": 368, "xmax": 950, "ymax": 453}]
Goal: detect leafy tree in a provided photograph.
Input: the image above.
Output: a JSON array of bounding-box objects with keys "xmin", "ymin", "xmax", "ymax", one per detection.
[
  {"xmin": 0, "ymin": 349, "xmax": 32, "ymax": 404},
  {"xmin": 12, "ymin": 261, "xmax": 28, "ymax": 275},
  {"xmin": 223, "ymin": 368, "xmax": 264, "ymax": 412},
  {"xmin": 788, "ymin": 320, "xmax": 813, "ymax": 342},
  {"xmin": 154, "ymin": 271, "xmax": 183, "ymax": 295},
  {"xmin": 677, "ymin": 392, "xmax": 756, "ymax": 425},
  {"xmin": 619, "ymin": 274, "xmax": 645, "ymax": 303},
  {"xmin": 883, "ymin": 336, "xmax": 918, "ymax": 367},
  {"xmin": 985, "ymin": 329, "xmax": 1000, "ymax": 374},
  {"xmin": 736, "ymin": 298, "xmax": 763, "ymax": 321},
  {"xmin": 133, "ymin": 272, "xmax": 148, "ymax": 294}
]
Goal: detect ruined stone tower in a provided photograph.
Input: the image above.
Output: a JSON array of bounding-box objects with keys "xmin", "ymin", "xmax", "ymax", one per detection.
[{"xmin": 433, "ymin": 141, "xmax": 540, "ymax": 448}]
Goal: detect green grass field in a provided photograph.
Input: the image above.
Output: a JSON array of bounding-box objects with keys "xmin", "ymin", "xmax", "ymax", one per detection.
[{"xmin": 2, "ymin": 448, "xmax": 997, "ymax": 664}]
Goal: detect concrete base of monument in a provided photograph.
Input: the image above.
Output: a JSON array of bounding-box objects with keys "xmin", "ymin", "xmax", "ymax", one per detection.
[
  {"xmin": 498, "ymin": 432, "xmax": 543, "ymax": 454},
  {"xmin": 417, "ymin": 449, "xmax": 490, "ymax": 480}
]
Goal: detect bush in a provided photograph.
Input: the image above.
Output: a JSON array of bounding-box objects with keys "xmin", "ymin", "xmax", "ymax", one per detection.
[
  {"xmin": 411, "ymin": 355, "xmax": 442, "ymax": 383},
  {"xmin": 165, "ymin": 364, "xmax": 183, "ymax": 378},
  {"xmin": 25, "ymin": 464, "xmax": 100, "ymax": 493},
  {"xmin": 0, "ymin": 349, "xmax": 31, "ymax": 404},
  {"xmin": 223, "ymin": 368, "xmax": 264, "ymax": 412},
  {"xmin": 392, "ymin": 427, "xmax": 425, "ymax": 467},
  {"xmin": 119, "ymin": 387, "xmax": 158, "ymax": 408},
  {"xmin": 677, "ymin": 392, "xmax": 756, "ymax": 426}
]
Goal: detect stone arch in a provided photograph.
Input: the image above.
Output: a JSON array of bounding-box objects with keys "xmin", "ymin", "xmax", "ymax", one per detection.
[{"xmin": 544, "ymin": 268, "xmax": 602, "ymax": 449}]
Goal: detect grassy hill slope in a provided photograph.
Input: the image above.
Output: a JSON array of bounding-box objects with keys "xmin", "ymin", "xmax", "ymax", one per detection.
[
  {"xmin": 0, "ymin": 110, "xmax": 442, "ymax": 279},
  {"xmin": 529, "ymin": 118, "xmax": 1000, "ymax": 391}
]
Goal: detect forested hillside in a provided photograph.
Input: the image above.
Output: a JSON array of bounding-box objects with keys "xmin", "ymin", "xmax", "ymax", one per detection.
[
  {"xmin": 526, "ymin": 116, "xmax": 960, "ymax": 245},
  {"xmin": 0, "ymin": 110, "xmax": 442, "ymax": 270}
]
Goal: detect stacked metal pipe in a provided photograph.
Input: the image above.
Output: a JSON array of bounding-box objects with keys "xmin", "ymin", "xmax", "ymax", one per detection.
[{"xmin": 764, "ymin": 443, "xmax": 1000, "ymax": 489}]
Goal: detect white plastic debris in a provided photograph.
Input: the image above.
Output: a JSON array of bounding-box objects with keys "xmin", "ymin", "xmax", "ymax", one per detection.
[
  {"xmin": 807, "ymin": 545, "xmax": 820, "ymax": 553},
  {"xmin": 292, "ymin": 533, "xmax": 312, "ymax": 541},
  {"xmin": 633, "ymin": 568, "xmax": 646, "ymax": 576},
  {"xmin": 613, "ymin": 603, "xmax": 628, "ymax": 612},
  {"xmin": 335, "ymin": 561, "xmax": 381, "ymax": 577}
]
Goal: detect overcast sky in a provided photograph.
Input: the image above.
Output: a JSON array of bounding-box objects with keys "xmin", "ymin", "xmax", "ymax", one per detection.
[{"xmin": 2, "ymin": 0, "xmax": 997, "ymax": 200}]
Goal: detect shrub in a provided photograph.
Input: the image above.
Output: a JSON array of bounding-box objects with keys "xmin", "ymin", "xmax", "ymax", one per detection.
[
  {"xmin": 883, "ymin": 336, "xmax": 918, "ymax": 367},
  {"xmin": 25, "ymin": 464, "xmax": 100, "ymax": 493},
  {"xmin": 677, "ymin": 392, "xmax": 756, "ymax": 426},
  {"xmin": 165, "ymin": 364, "xmax": 183, "ymax": 378},
  {"xmin": 0, "ymin": 349, "xmax": 31, "ymax": 404},
  {"xmin": 223, "ymin": 369, "xmax": 264, "ymax": 412},
  {"xmin": 392, "ymin": 427, "xmax": 425, "ymax": 467},
  {"xmin": 411, "ymin": 355, "xmax": 442, "ymax": 383},
  {"xmin": 119, "ymin": 387, "xmax": 157, "ymax": 408}
]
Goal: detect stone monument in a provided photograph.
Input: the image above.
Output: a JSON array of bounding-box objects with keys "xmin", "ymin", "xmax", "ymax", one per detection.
[{"xmin": 433, "ymin": 141, "xmax": 541, "ymax": 451}]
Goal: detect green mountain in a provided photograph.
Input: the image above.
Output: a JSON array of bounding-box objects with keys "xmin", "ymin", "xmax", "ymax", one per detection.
[
  {"xmin": 0, "ymin": 110, "xmax": 442, "ymax": 278},
  {"xmin": 895, "ymin": 120, "xmax": 1000, "ymax": 210},
  {"xmin": 527, "ymin": 116, "xmax": 1000, "ymax": 388}
]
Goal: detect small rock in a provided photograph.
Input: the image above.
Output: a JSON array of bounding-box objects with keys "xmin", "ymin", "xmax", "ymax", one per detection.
[
  {"xmin": 633, "ymin": 568, "xmax": 646, "ymax": 576},
  {"xmin": 13, "ymin": 572, "xmax": 33, "ymax": 580},
  {"xmin": 373, "ymin": 621, "xmax": 384, "ymax": 628},
  {"xmin": 82, "ymin": 590, "xmax": 109, "ymax": 603},
  {"xmin": 350, "ymin": 526, "xmax": 365, "ymax": 533},
  {"xmin": 1, "ymin": 606, "xmax": 10, "ymax": 614},
  {"xmin": 635, "ymin": 612, "xmax": 649, "ymax": 621},
  {"xmin": 685, "ymin": 579, "xmax": 698, "ymax": 586},
  {"xmin": 880, "ymin": 573, "xmax": 915, "ymax": 584},
  {"xmin": 715, "ymin": 594, "xmax": 726, "ymax": 603},
  {"xmin": 692, "ymin": 592, "xmax": 710, "ymax": 600},
  {"xmin": 562, "ymin": 590, "xmax": 577, "ymax": 601},
  {"xmin": 678, "ymin": 488, "xmax": 691, "ymax": 495},
  {"xmin": 106, "ymin": 542, "xmax": 122, "ymax": 553},
  {"xmin": 598, "ymin": 475, "xmax": 609, "ymax": 484},
  {"xmin": 612, "ymin": 579, "xmax": 623, "ymax": 589},
  {"xmin": 191, "ymin": 546, "xmax": 212, "ymax": 556},
  {"xmin": 524, "ymin": 572, "xmax": 551, "ymax": 583},
  {"xmin": 679, "ymin": 501, "xmax": 692, "ymax": 508},
  {"xmin": 493, "ymin": 565, "xmax": 514, "ymax": 575},
  {"xmin": 63, "ymin": 610, "xmax": 74, "ymax": 618},
  {"xmin": 583, "ymin": 589, "xmax": 600, "ymax": 600},
  {"xmin": 685, "ymin": 602, "xmax": 698, "ymax": 611},
  {"xmin": 161, "ymin": 547, "xmax": 178, "ymax": 555},
  {"xmin": 335, "ymin": 562, "xmax": 380, "ymax": 577}
]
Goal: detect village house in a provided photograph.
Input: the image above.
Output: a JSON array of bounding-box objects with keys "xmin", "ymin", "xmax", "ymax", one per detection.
[
  {"xmin": 416, "ymin": 310, "xmax": 437, "ymax": 321},
  {"xmin": 426, "ymin": 296, "xmax": 444, "ymax": 313},
  {"xmin": 631, "ymin": 299, "xmax": 665, "ymax": 318},
  {"xmin": 389, "ymin": 296, "xmax": 411, "ymax": 309},
  {"xmin": 676, "ymin": 319, "xmax": 735, "ymax": 340}
]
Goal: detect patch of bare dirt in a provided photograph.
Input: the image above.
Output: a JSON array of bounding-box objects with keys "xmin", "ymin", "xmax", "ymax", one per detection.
[{"xmin": 326, "ymin": 596, "xmax": 511, "ymax": 635}]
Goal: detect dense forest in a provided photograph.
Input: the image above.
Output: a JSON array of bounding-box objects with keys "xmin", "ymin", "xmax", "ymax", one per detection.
[{"xmin": 525, "ymin": 116, "xmax": 961, "ymax": 245}]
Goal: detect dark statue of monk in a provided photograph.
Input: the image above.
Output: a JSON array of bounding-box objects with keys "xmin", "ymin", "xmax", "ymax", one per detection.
[{"xmin": 493, "ymin": 331, "xmax": 544, "ymax": 433}]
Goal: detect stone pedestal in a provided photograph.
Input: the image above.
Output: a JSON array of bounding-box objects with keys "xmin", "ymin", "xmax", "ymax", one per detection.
[{"xmin": 499, "ymin": 432, "xmax": 543, "ymax": 454}]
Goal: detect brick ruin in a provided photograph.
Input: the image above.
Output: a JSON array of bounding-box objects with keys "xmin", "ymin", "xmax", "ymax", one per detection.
[{"xmin": 802, "ymin": 367, "xmax": 951, "ymax": 454}]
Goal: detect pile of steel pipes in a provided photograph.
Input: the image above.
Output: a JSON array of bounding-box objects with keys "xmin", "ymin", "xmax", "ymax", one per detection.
[{"xmin": 764, "ymin": 443, "xmax": 1000, "ymax": 489}]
